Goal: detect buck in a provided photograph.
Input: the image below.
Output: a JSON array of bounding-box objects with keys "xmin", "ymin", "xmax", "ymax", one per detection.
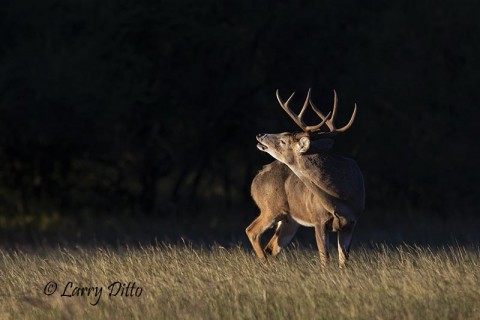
[{"xmin": 246, "ymin": 89, "xmax": 365, "ymax": 268}]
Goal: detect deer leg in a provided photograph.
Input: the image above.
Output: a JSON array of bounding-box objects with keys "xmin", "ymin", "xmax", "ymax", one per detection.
[
  {"xmin": 338, "ymin": 223, "xmax": 355, "ymax": 268},
  {"xmin": 314, "ymin": 224, "xmax": 330, "ymax": 268},
  {"xmin": 264, "ymin": 219, "xmax": 299, "ymax": 257},
  {"xmin": 246, "ymin": 215, "xmax": 275, "ymax": 261}
]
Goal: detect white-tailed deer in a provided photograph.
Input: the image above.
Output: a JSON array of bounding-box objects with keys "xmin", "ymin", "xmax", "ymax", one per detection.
[{"xmin": 247, "ymin": 89, "xmax": 365, "ymax": 268}]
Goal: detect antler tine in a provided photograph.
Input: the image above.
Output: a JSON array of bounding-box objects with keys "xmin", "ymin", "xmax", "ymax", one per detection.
[
  {"xmin": 308, "ymin": 111, "xmax": 332, "ymax": 131},
  {"xmin": 298, "ymin": 88, "xmax": 311, "ymax": 119},
  {"xmin": 276, "ymin": 90, "xmax": 307, "ymax": 131},
  {"xmin": 308, "ymin": 90, "xmax": 339, "ymax": 131},
  {"xmin": 336, "ymin": 103, "xmax": 357, "ymax": 132},
  {"xmin": 308, "ymin": 99, "xmax": 335, "ymax": 131},
  {"xmin": 332, "ymin": 90, "xmax": 338, "ymax": 123}
]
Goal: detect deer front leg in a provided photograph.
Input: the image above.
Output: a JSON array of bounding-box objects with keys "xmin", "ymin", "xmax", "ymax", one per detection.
[
  {"xmin": 246, "ymin": 215, "xmax": 275, "ymax": 262},
  {"xmin": 338, "ymin": 223, "xmax": 355, "ymax": 268},
  {"xmin": 264, "ymin": 218, "xmax": 299, "ymax": 257},
  {"xmin": 314, "ymin": 223, "xmax": 330, "ymax": 268}
]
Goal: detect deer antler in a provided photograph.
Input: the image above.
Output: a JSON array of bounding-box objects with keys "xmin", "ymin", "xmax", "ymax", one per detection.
[
  {"xmin": 276, "ymin": 88, "xmax": 357, "ymax": 138},
  {"xmin": 276, "ymin": 88, "xmax": 332, "ymax": 132},
  {"xmin": 308, "ymin": 90, "xmax": 357, "ymax": 138}
]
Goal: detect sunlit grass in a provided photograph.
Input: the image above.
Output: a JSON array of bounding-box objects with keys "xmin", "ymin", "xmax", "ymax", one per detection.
[{"xmin": 1, "ymin": 243, "xmax": 479, "ymax": 319}]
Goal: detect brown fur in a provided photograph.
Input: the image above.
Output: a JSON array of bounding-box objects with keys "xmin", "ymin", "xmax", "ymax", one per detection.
[{"xmin": 246, "ymin": 133, "xmax": 365, "ymax": 268}]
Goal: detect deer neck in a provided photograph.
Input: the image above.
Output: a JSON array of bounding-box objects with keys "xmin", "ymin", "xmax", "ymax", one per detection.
[
  {"xmin": 288, "ymin": 152, "xmax": 325, "ymax": 179},
  {"xmin": 286, "ymin": 152, "xmax": 336, "ymax": 199},
  {"xmin": 287, "ymin": 152, "xmax": 347, "ymax": 219}
]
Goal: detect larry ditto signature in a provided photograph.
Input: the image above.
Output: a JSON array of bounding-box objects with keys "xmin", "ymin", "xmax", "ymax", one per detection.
[{"xmin": 43, "ymin": 281, "xmax": 143, "ymax": 306}]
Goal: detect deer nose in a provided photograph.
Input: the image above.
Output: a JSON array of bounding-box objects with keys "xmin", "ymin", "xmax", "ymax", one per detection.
[{"xmin": 257, "ymin": 133, "xmax": 266, "ymax": 139}]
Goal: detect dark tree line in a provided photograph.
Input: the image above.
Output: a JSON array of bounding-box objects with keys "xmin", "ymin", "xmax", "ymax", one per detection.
[{"xmin": 0, "ymin": 0, "xmax": 478, "ymax": 232}]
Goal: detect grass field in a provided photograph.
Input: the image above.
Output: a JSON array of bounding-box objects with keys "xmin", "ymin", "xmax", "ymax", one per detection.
[{"xmin": 1, "ymin": 243, "xmax": 479, "ymax": 319}]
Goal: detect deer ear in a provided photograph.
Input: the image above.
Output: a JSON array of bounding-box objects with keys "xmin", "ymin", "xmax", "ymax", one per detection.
[{"xmin": 297, "ymin": 136, "xmax": 311, "ymax": 153}]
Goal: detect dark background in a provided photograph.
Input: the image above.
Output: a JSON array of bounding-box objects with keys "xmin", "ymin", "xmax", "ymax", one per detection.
[{"xmin": 0, "ymin": 0, "xmax": 478, "ymax": 246}]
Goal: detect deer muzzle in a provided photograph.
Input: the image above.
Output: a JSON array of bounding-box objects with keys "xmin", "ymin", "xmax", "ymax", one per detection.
[{"xmin": 256, "ymin": 134, "xmax": 269, "ymax": 151}]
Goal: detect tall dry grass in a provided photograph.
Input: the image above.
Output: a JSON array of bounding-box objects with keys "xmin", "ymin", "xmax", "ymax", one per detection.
[{"xmin": 0, "ymin": 243, "xmax": 479, "ymax": 319}]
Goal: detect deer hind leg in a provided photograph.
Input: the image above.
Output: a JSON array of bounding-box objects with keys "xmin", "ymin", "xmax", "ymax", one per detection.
[
  {"xmin": 338, "ymin": 223, "xmax": 356, "ymax": 268},
  {"xmin": 314, "ymin": 223, "xmax": 330, "ymax": 269},
  {"xmin": 264, "ymin": 218, "xmax": 299, "ymax": 258},
  {"xmin": 246, "ymin": 215, "xmax": 276, "ymax": 261}
]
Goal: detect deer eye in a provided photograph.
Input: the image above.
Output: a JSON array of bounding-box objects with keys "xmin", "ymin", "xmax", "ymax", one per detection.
[{"xmin": 280, "ymin": 139, "xmax": 286, "ymax": 145}]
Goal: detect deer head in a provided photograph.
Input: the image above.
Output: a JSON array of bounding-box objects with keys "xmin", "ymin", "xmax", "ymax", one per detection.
[{"xmin": 256, "ymin": 89, "xmax": 357, "ymax": 165}]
